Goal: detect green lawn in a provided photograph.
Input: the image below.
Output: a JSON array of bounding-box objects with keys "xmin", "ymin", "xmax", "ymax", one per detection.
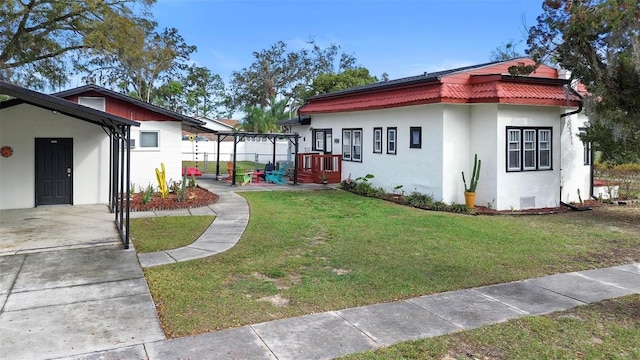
[
  {"xmin": 130, "ymin": 216, "xmax": 215, "ymax": 253},
  {"xmin": 143, "ymin": 190, "xmax": 640, "ymax": 337},
  {"xmin": 340, "ymin": 295, "xmax": 640, "ymax": 359}
]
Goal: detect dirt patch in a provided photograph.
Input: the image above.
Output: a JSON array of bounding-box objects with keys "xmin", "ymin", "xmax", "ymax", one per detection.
[
  {"xmin": 258, "ymin": 294, "xmax": 290, "ymax": 307},
  {"xmin": 129, "ymin": 186, "xmax": 218, "ymax": 212}
]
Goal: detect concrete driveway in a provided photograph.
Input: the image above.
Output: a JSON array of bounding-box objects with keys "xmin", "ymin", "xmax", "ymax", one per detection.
[
  {"xmin": 0, "ymin": 204, "xmax": 122, "ymax": 255},
  {"xmin": 0, "ymin": 205, "xmax": 165, "ymax": 359}
]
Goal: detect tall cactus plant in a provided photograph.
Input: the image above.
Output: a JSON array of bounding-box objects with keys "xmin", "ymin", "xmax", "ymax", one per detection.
[
  {"xmin": 462, "ymin": 154, "xmax": 481, "ymax": 193},
  {"xmin": 155, "ymin": 163, "xmax": 169, "ymax": 198}
]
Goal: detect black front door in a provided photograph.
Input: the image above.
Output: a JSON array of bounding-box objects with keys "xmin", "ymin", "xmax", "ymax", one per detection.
[{"xmin": 35, "ymin": 138, "xmax": 73, "ymax": 205}]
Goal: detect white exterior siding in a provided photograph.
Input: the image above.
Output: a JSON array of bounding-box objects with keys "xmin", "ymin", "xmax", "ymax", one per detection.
[
  {"xmin": 560, "ymin": 111, "xmax": 591, "ymax": 203},
  {"xmin": 0, "ymin": 104, "xmax": 110, "ymax": 209},
  {"xmin": 130, "ymin": 121, "xmax": 183, "ymax": 188},
  {"xmin": 469, "ymin": 104, "xmax": 499, "ymax": 208},
  {"xmin": 442, "ymin": 105, "xmax": 471, "ymax": 204},
  {"xmin": 495, "ymin": 105, "xmax": 562, "ymax": 210}
]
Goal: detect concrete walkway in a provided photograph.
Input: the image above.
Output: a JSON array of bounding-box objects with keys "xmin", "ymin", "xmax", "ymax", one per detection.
[
  {"xmin": 61, "ymin": 263, "xmax": 640, "ymax": 360},
  {"xmin": 2, "ymin": 178, "xmax": 639, "ymax": 359}
]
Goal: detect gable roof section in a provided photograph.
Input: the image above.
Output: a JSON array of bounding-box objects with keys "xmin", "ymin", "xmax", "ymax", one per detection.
[
  {"xmin": 0, "ymin": 80, "xmax": 139, "ymax": 128},
  {"xmin": 53, "ymin": 84, "xmax": 204, "ymax": 127},
  {"xmin": 300, "ymin": 58, "xmax": 581, "ymax": 114}
]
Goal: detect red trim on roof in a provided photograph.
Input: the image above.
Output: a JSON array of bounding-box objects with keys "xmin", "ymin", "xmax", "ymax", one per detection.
[{"xmin": 300, "ymin": 59, "xmax": 581, "ymax": 115}]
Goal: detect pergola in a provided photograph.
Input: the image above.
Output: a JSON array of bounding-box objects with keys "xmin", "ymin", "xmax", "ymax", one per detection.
[{"xmin": 183, "ymin": 125, "xmax": 300, "ymax": 186}]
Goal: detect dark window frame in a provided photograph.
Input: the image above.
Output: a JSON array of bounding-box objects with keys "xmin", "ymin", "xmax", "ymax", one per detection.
[
  {"xmin": 505, "ymin": 126, "xmax": 553, "ymax": 172},
  {"xmin": 373, "ymin": 127, "xmax": 382, "ymax": 153},
  {"xmin": 409, "ymin": 127, "xmax": 422, "ymax": 149},
  {"xmin": 312, "ymin": 128, "xmax": 332, "ymax": 153},
  {"xmin": 387, "ymin": 127, "xmax": 397, "ymax": 155},
  {"xmin": 342, "ymin": 128, "xmax": 363, "ymax": 162}
]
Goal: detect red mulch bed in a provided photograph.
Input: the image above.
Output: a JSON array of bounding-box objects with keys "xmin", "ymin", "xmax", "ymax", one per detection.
[{"xmin": 129, "ymin": 186, "xmax": 219, "ymax": 212}]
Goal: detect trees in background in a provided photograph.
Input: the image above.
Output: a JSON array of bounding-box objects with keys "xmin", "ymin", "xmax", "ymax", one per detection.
[
  {"xmin": 527, "ymin": 0, "xmax": 640, "ymax": 163},
  {"xmin": 300, "ymin": 67, "xmax": 378, "ymax": 101},
  {"xmin": 228, "ymin": 39, "xmax": 358, "ymax": 116},
  {"xmin": 0, "ymin": 0, "xmax": 155, "ymax": 89},
  {"xmin": 81, "ymin": 25, "xmax": 196, "ymax": 103}
]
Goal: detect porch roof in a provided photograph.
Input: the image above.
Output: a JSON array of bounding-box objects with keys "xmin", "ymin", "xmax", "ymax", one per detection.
[{"xmin": 0, "ymin": 81, "xmax": 139, "ymax": 128}]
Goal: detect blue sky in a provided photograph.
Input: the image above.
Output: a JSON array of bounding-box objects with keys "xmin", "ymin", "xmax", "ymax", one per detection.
[{"xmin": 153, "ymin": 0, "xmax": 545, "ymax": 84}]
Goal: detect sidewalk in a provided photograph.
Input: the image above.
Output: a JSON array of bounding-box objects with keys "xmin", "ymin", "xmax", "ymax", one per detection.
[{"xmin": 65, "ymin": 263, "xmax": 640, "ymax": 360}]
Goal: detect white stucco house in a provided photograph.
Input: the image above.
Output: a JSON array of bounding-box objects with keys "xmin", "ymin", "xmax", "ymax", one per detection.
[
  {"xmin": 286, "ymin": 58, "xmax": 591, "ymax": 210},
  {"xmin": 52, "ymin": 85, "xmax": 206, "ymax": 189},
  {"xmin": 0, "ymin": 81, "xmax": 139, "ymax": 246}
]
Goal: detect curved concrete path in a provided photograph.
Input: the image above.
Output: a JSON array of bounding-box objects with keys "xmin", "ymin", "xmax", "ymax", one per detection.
[
  {"xmin": 136, "ymin": 188, "xmax": 248, "ymax": 268},
  {"xmin": 136, "ymin": 178, "xmax": 334, "ymax": 268}
]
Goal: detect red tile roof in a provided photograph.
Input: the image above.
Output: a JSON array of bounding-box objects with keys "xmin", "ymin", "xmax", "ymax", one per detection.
[{"xmin": 300, "ymin": 59, "xmax": 582, "ymax": 114}]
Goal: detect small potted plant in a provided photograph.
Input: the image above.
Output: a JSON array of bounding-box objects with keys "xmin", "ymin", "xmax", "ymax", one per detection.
[{"xmin": 462, "ymin": 154, "xmax": 481, "ymax": 208}]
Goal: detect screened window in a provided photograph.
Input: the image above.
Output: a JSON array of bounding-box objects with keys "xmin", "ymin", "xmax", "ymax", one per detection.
[
  {"xmin": 140, "ymin": 131, "xmax": 159, "ymax": 148},
  {"xmin": 373, "ymin": 127, "xmax": 382, "ymax": 153},
  {"xmin": 342, "ymin": 128, "xmax": 362, "ymax": 162},
  {"xmin": 506, "ymin": 127, "xmax": 553, "ymax": 171},
  {"xmin": 409, "ymin": 127, "xmax": 422, "ymax": 148},
  {"xmin": 387, "ymin": 127, "xmax": 397, "ymax": 155}
]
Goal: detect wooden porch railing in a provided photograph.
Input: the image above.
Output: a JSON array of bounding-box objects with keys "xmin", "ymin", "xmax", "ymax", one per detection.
[{"xmin": 296, "ymin": 153, "xmax": 342, "ymax": 184}]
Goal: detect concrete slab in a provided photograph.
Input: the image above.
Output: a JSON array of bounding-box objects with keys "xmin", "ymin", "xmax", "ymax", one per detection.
[
  {"xmin": 252, "ymin": 312, "xmax": 379, "ymax": 360},
  {"xmin": 528, "ymin": 272, "xmax": 634, "ymax": 303},
  {"xmin": 57, "ymin": 345, "xmax": 148, "ymax": 360},
  {"xmin": 189, "ymin": 241, "xmax": 235, "ymax": 253},
  {"xmin": 577, "ymin": 267, "xmax": 640, "ymax": 293},
  {"xmin": 187, "ymin": 206, "xmax": 216, "ymax": 215},
  {"xmin": 474, "ymin": 281, "xmax": 584, "ymax": 314},
  {"xmin": 207, "ymin": 218, "xmax": 249, "ymax": 227},
  {"xmin": 154, "ymin": 208, "xmax": 191, "ymax": 217},
  {"xmin": 337, "ymin": 300, "xmax": 460, "ymax": 346},
  {"xmin": 12, "ymin": 247, "xmax": 141, "ymax": 292},
  {"xmin": 205, "ymin": 225, "xmax": 246, "ymax": 235},
  {"xmin": 5, "ymin": 278, "xmax": 150, "ymax": 311},
  {"xmin": 0, "ymin": 255, "xmax": 24, "ymax": 294},
  {"xmin": 0, "ymin": 205, "xmax": 121, "ymax": 255},
  {"xmin": 129, "ymin": 210, "xmax": 157, "ymax": 218},
  {"xmin": 165, "ymin": 246, "xmax": 215, "ymax": 262},
  {"xmin": 0, "ymin": 293, "xmax": 164, "ymax": 360},
  {"xmin": 616, "ymin": 263, "xmax": 640, "ymax": 275},
  {"xmin": 409, "ymin": 289, "xmax": 526, "ymax": 329},
  {"xmin": 138, "ymin": 251, "xmax": 176, "ymax": 268},
  {"xmin": 146, "ymin": 326, "xmax": 276, "ymax": 360}
]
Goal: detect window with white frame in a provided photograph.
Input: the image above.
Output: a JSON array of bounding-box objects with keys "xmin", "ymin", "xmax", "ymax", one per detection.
[
  {"xmin": 506, "ymin": 127, "xmax": 552, "ymax": 171},
  {"xmin": 78, "ymin": 97, "xmax": 106, "ymax": 111},
  {"xmin": 373, "ymin": 127, "xmax": 382, "ymax": 153},
  {"xmin": 387, "ymin": 127, "xmax": 397, "ymax": 154},
  {"xmin": 140, "ymin": 131, "xmax": 159, "ymax": 148},
  {"xmin": 342, "ymin": 128, "xmax": 362, "ymax": 162}
]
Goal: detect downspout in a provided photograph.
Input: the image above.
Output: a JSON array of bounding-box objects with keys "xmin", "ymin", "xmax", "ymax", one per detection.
[{"xmin": 559, "ymin": 89, "xmax": 585, "ymax": 203}]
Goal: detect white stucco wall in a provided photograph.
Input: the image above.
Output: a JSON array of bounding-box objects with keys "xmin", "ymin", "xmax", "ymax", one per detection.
[
  {"xmin": 560, "ymin": 111, "xmax": 591, "ymax": 203},
  {"xmin": 442, "ymin": 105, "xmax": 471, "ymax": 204},
  {"xmin": 469, "ymin": 104, "xmax": 499, "ymax": 208},
  {"xmin": 130, "ymin": 121, "xmax": 183, "ymax": 189},
  {"xmin": 0, "ymin": 104, "xmax": 110, "ymax": 209},
  {"xmin": 296, "ymin": 103, "xmax": 569, "ymax": 211},
  {"xmin": 495, "ymin": 105, "xmax": 562, "ymax": 210}
]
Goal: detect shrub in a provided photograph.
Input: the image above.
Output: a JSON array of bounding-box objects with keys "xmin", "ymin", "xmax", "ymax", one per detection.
[
  {"xmin": 140, "ymin": 184, "xmax": 155, "ymax": 205},
  {"xmin": 406, "ymin": 191, "xmax": 434, "ymax": 208}
]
